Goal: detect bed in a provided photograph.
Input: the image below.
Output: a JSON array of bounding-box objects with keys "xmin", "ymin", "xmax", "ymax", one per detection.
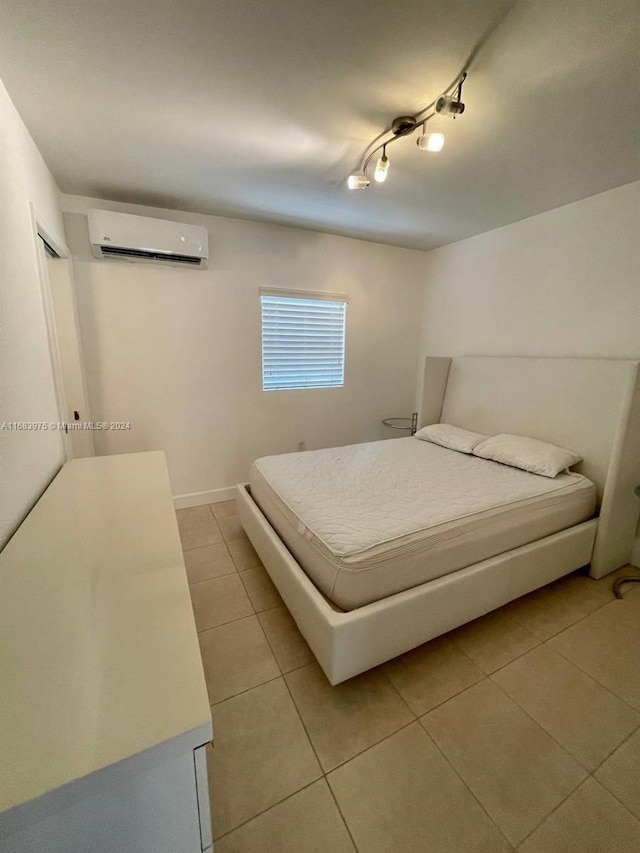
[
  {"xmin": 237, "ymin": 356, "xmax": 640, "ymax": 684},
  {"xmin": 250, "ymin": 438, "xmax": 596, "ymax": 611}
]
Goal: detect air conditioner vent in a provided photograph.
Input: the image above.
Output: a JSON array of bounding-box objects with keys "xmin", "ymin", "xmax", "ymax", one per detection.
[{"xmin": 100, "ymin": 245, "xmax": 203, "ymax": 265}]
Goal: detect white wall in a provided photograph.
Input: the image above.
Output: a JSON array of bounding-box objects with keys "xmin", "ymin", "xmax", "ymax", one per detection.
[
  {"xmin": 419, "ymin": 182, "xmax": 640, "ymax": 359},
  {"xmin": 62, "ymin": 196, "xmax": 425, "ymax": 502},
  {"xmin": 419, "ymin": 181, "xmax": 640, "ymax": 564},
  {"xmin": 0, "ymin": 80, "xmax": 66, "ymax": 547}
]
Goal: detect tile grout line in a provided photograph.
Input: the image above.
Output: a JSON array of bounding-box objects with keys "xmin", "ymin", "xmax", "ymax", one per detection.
[
  {"xmin": 196, "ymin": 612, "xmax": 258, "ymax": 639},
  {"xmin": 320, "ymin": 718, "xmax": 440, "ymax": 849},
  {"xmin": 212, "ymin": 776, "xmax": 325, "ymax": 845},
  {"xmin": 206, "ymin": 503, "xmax": 242, "ymax": 523},
  {"xmin": 388, "ymin": 670, "xmax": 486, "ymax": 718},
  {"xmin": 253, "ymin": 610, "xmax": 312, "ymax": 676},
  {"xmin": 407, "ymin": 689, "xmax": 516, "ymax": 849},
  {"xmin": 181, "ymin": 539, "xmax": 233, "ymax": 555},
  {"xmin": 235, "ymin": 568, "xmax": 282, "ymax": 614},
  {"xmin": 281, "ymin": 665, "xmax": 412, "ymax": 773},
  {"xmin": 506, "ymin": 580, "xmax": 623, "ymax": 644},
  {"xmin": 189, "ymin": 531, "xmax": 264, "ymax": 632},
  {"xmin": 255, "ymin": 602, "xmax": 284, "ymax": 616},
  {"xmin": 513, "ymin": 769, "xmax": 607, "ymax": 850},
  {"xmin": 378, "ymin": 667, "xmax": 419, "ymax": 721},
  {"xmin": 236, "ymin": 568, "xmax": 257, "ymax": 609},
  {"xmin": 188, "ymin": 568, "xmax": 238, "ymax": 587},
  {"xmin": 208, "ymin": 673, "xmax": 283, "ymax": 708},
  {"xmin": 589, "ymin": 719, "xmax": 640, "ymax": 776},
  {"xmin": 314, "ymin": 715, "xmax": 420, "ymax": 776},
  {"xmin": 195, "ymin": 606, "xmax": 258, "ymax": 634},
  {"xmin": 450, "ymin": 632, "xmax": 541, "ymax": 678},
  {"xmin": 279, "ymin": 675, "xmax": 361, "ymax": 852},
  {"xmin": 488, "ymin": 647, "xmax": 640, "ymax": 772},
  {"xmin": 195, "ymin": 560, "xmax": 305, "ymax": 703},
  {"xmin": 482, "ymin": 676, "xmax": 595, "ymax": 777},
  {"xmin": 483, "ymin": 607, "xmax": 541, "ymax": 640},
  {"xmin": 181, "ymin": 538, "xmax": 225, "ymax": 552},
  {"xmin": 205, "ymin": 628, "xmax": 323, "ymax": 844},
  {"xmin": 546, "ymin": 637, "xmax": 640, "ymax": 714},
  {"xmin": 324, "ymin": 779, "xmax": 363, "ymax": 853},
  {"xmin": 534, "ymin": 587, "xmax": 617, "ymax": 638},
  {"xmin": 253, "ymin": 604, "xmax": 286, "ymax": 677},
  {"xmin": 379, "ymin": 668, "xmax": 520, "ymax": 844},
  {"xmin": 587, "ymin": 767, "xmax": 640, "ymax": 824}
]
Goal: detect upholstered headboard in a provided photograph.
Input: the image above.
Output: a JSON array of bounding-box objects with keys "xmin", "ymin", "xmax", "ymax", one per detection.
[{"xmin": 417, "ymin": 356, "xmax": 640, "ymax": 578}]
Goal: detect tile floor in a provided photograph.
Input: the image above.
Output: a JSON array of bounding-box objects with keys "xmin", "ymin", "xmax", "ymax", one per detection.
[{"xmin": 177, "ymin": 502, "xmax": 640, "ymax": 853}]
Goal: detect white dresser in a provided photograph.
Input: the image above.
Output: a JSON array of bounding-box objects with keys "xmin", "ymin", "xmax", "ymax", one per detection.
[{"xmin": 0, "ymin": 452, "xmax": 213, "ymax": 853}]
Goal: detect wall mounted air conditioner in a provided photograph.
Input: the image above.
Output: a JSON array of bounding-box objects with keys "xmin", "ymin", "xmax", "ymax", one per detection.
[{"xmin": 87, "ymin": 209, "xmax": 209, "ymax": 269}]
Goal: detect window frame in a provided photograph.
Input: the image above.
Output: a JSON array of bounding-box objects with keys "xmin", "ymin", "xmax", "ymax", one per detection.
[{"xmin": 259, "ymin": 287, "xmax": 349, "ymax": 392}]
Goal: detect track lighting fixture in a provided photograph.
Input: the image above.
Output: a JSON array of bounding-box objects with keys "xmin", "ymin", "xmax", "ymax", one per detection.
[{"xmin": 347, "ymin": 72, "xmax": 467, "ymax": 190}]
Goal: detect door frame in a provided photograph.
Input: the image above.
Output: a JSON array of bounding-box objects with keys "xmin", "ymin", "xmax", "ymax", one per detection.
[{"xmin": 30, "ymin": 204, "xmax": 74, "ymax": 460}]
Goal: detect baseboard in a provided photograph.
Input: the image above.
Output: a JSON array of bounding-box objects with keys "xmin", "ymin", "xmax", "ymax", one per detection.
[{"xmin": 173, "ymin": 486, "xmax": 237, "ymax": 510}]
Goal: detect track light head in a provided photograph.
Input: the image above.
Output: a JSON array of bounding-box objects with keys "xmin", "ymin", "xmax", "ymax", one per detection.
[
  {"xmin": 347, "ymin": 172, "xmax": 370, "ymax": 190},
  {"xmin": 374, "ymin": 148, "xmax": 390, "ymax": 183},
  {"xmin": 435, "ymin": 94, "xmax": 465, "ymax": 117},
  {"xmin": 417, "ymin": 130, "xmax": 445, "ymax": 152}
]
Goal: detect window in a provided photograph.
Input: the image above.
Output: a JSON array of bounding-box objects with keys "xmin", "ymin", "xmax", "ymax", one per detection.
[{"xmin": 260, "ymin": 289, "xmax": 348, "ymax": 391}]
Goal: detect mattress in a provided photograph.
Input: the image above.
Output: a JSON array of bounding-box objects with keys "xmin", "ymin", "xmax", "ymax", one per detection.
[{"xmin": 249, "ymin": 438, "xmax": 596, "ymax": 610}]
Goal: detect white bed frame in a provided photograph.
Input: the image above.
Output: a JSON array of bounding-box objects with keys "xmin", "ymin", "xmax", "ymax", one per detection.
[{"xmin": 237, "ymin": 357, "xmax": 640, "ymax": 684}]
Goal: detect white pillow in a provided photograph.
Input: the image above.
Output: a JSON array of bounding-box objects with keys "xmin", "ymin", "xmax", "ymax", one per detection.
[
  {"xmin": 414, "ymin": 423, "xmax": 489, "ymax": 454},
  {"xmin": 473, "ymin": 434, "xmax": 582, "ymax": 477}
]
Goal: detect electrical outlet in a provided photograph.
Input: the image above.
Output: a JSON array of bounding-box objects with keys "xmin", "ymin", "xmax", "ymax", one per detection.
[{"xmin": 297, "ymin": 440, "xmax": 306, "ymax": 452}]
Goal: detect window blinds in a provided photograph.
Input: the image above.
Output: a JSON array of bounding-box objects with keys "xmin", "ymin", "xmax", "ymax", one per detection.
[{"xmin": 260, "ymin": 292, "xmax": 347, "ymax": 391}]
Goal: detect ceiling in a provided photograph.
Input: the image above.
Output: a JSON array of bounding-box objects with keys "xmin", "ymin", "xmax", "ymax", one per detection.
[{"xmin": 1, "ymin": 0, "xmax": 638, "ymax": 250}]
